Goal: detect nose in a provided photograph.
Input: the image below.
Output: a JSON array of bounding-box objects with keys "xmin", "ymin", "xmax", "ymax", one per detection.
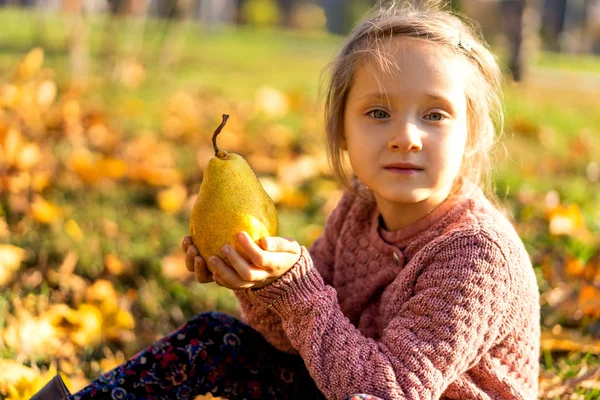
[{"xmin": 388, "ymin": 120, "xmax": 422, "ymax": 152}]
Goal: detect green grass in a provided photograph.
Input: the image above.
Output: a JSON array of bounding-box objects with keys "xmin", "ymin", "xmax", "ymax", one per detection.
[{"xmin": 536, "ymin": 51, "xmax": 600, "ymax": 74}]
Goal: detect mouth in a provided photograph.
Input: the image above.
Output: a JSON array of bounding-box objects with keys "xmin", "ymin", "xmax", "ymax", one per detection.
[{"xmin": 383, "ymin": 163, "xmax": 424, "ymax": 174}]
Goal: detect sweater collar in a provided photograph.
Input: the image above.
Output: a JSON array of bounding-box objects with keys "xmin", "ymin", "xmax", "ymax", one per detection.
[{"xmin": 374, "ymin": 179, "xmax": 478, "ymax": 250}]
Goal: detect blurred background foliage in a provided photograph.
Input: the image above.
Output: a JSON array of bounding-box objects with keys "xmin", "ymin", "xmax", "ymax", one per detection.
[{"xmin": 0, "ymin": 0, "xmax": 599, "ymax": 398}]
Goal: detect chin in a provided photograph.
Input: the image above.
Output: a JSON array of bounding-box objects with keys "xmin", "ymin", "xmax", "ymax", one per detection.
[{"xmin": 377, "ymin": 187, "xmax": 432, "ymax": 205}]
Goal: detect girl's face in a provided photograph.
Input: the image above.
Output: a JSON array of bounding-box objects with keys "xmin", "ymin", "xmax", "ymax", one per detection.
[{"xmin": 343, "ymin": 37, "xmax": 470, "ymax": 229}]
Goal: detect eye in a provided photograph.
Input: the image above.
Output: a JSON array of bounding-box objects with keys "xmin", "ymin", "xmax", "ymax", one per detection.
[
  {"xmin": 367, "ymin": 109, "xmax": 390, "ymax": 119},
  {"xmin": 424, "ymin": 112, "xmax": 445, "ymax": 121}
]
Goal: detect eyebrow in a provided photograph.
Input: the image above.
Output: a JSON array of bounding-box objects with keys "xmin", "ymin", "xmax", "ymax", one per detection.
[{"xmin": 354, "ymin": 92, "xmax": 454, "ymax": 109}]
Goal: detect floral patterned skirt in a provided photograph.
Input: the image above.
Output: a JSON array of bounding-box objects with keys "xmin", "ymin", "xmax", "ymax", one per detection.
[{"xmin": 70, "ymin": 311, "xmax": 383, "ymax": 400}]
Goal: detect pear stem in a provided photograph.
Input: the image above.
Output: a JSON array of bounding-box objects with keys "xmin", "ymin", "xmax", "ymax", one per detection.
[{"xmin": 212, "ymin": 114, "xmax": 229, "ymax": 156}]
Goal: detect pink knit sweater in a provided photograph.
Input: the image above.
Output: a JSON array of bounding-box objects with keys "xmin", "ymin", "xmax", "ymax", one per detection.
[{"xmin": 235, "ymin": 180, "xmax": 540, "ymax": 399}]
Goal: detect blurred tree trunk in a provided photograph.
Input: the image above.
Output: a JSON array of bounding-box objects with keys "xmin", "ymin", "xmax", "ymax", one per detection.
[
  {"xmin": 33, "ymin": 0, "xmax": 51, "ymax": 51},
  {"xmin": 277, "ymin": 0, "xmax": 293, "ymax": 27},
  {"xmin": 102, "ymin": 1, "xmax": 148, "ymax": 59},
  {"xmin": 63, "ymin": 0, "xmax": 89, "ymax": 83},
  {"xmin": 502, "ymin": 0, "xmax": 541, "ymax": 81},
  {"xmin": 159, "ymin": 0, "xmax": 197, "ymax": 70},
  {"xmin": 321, "ymin": 0, "xmax": 351, "ymax": 34},
  {"xmin": 321, "ymin": 0, "xmax": 376, "ymax": 35},
  {"xmin": 199, "ymin": 0, "xmax": 236, "ymax": 27},
  {"xmin": 562, "ymin": 0, "xmax": 594, "ymax": 53},
  {"xmin": 235, "ymin": 0, "xmax": 245, "ymax": 24},
  {"xmin": 101, "ymin": 0, "xmax": 125, "ymax": 64}
]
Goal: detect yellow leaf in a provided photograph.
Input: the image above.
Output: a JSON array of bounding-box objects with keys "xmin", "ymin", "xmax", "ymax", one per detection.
[
  {"xmin": 4, "ymin": 126, "xmax": 22, "ymax": 167},
  {"xmin": 31, "ymin": 171, "xmax": 52, "ymax": 192},
  {"xmin": 104, "ymin": 253, "xmax": 125, "ymax": 276},
  {"xmin": 31, "ymin": 196, "xmax": 61, "ymax": 224},
  {"xmin": 88, "ymin": 124, "xmax": 119, "ymax": 153},
  {"xmin": 104, "ymin": 308, "xmax": 135, "ymax": 341},
  {"xmin": 133, "ymin": 166, "xmax": 181, "ymax": 187},
  {"xmin": 541, "ymin": 328, "xmax": 600, "ymax": 354},
  {"xmin": 71, "ymin": 303, "xmax": 104, "ymax": 347},
  {"xmin": 577, "ymin": 284, "xmax": 600, "ymax": 319},
  {"xmin": 161, "ymin": 253, "xmax": 190, "ymax": 281},
  {"xmin": 0, "ymin": 217, "xmax": 9, "ymax": 240},
  {"xmin": 0, "ymin": 359, "xmax": 37, "ymax": 394},
  {"xmin": 3, "ymin": 312, "xmax": 62, "ymax": 359},
  {"xmin": 256, "ymin": 86, "xmax": 289, "ymax": 118},
  {"xmin": 99, "ymin": 157, "xmax": 127, "ymax": 179},
  {"xmin": 62, "ymin": 100, "xmax": 81, "ymax": 123},
  {"xmin": 117, "ymin": 59, "xmax": 146, "ymax": 89},
  {"xmin": 258, "ymin": 177, "xmax": 283, "ymax": 203},
  {"xmin": 0, "ymin": 244, "xmax": 25, "ymax": 285},
  {"xmin": 99, "ymin": 352, "xmax": 126, "ymax": 373},
  {"xmin": 280, "ymin": 185, "xmax": 310, "ymax": 209},
  {"xmin": 7, "ymin": 171, "xmax": 31, "ymax": 194},
  {"xmin": 86, "ymin": 279, "xmax": 118, "ymax": 315},
  {"xmin": 157, "ymin": 184, "xmax": 187, "ymax": 214},
  {"xmin": 547, "ymin": 204, "xmax": 585, "ymax": 236},
  {"xmin": 14, "ymin": 48, "xmax": 44, "ymax": 81},
  {"xmin": 0, "ymin": 360, "xmax": 63, "ymax": 400},
  {"xmin": 43, "ymin": 303, "xmax": 75, "ymax": 326},
  {"xmin": 70, "ymin": 148, "xmax": 101, "ymax": 184},
  {"xmin": 113, "ymin": 308, "xmax": 135, "ymax": 330},
  {"xmin": 565, "ymin": 257, "xmax": 585, "ymax": 277},
  {"xmin": 277, "ymin": 155, "xmax": 319, "ymax": 186},
  {"xmin": 16, "ymin": 142, "xmax": 41, "ymax": 171},
  {"xmin": 65, "ymin": 219, "xmax": 84, "ymax": 242},
  {"xmin": 0, "ymin": 84, "xmax": 19, "ymax": 108},
  {"xmin": 36, "ymin": 80, "xmax": 57, "ymax": 109}
]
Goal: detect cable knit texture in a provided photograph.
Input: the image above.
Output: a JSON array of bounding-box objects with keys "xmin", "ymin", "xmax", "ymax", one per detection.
[{"xmin": 234, "ymin": 180, "xmax": 540, "ymax": 400}]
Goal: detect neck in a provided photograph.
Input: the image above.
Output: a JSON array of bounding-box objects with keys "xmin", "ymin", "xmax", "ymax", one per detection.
[{"xmin": 375, "ymin": 184, "xmax": 456, "ymax": 232}]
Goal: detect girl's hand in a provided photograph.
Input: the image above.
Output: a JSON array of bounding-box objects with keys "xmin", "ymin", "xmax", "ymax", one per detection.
[
  {"xmin": 181, "ymin": 236, "xmax": 213, "ymax": 284},
  {"xmin": 209, "ymin": 231, "xmax": 301, "ymax": 290}
]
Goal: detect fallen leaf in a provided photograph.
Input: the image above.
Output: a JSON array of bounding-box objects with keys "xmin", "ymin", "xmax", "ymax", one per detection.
[
  {"xmin": 256, "ymin": 86, "xmax": 289, "ymax": 118},
  {"xmin": 162, "ymin": 253, "xmax": 190, "ymax": 282},
  {"xmin": 14, "ymin": 48, "xmax": 44, "ymax": 81},
  {"xmin": 157, "ymin": 184, "xmax": 187, "ymax": 214},
  {"xmin": 65, "ymin": 219, "xmax": 84, "ymax": 242},
  {"xmin": 541, "ymin": 329, "xmax": 600, "ymax": 355},
  {"xmin": 0, "ymin": 244, "xmax": 25, "ymax": 285}
]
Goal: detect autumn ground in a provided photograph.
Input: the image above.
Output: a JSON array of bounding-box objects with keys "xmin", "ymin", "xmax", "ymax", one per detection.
[{"xmin": 0, "ymin": 7, "xmax": 599, "ymax": 400}]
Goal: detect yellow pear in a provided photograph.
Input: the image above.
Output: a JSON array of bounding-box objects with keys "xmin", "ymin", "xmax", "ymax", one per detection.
[{"xmin": 190, "ymin": 114, "xmax": 279, "ymax": 271}]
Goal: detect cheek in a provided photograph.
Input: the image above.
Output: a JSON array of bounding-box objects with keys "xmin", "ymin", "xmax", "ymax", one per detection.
[
  {"xmin": 433, "ymin": 132, "xmax": 467, "ymax": 175},
  {"xmin": 447, "ymin": 132, "xmax": 468, "ymax": 173}
]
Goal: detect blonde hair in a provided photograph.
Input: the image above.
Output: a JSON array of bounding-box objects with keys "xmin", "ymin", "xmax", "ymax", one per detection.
[{"xmin": 321, "ymin": 1, "xmax": 504, "ymax": 199}]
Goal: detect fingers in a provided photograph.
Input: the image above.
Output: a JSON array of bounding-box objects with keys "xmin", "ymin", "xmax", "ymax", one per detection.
[
  {"xmin": 219, "ymin": 245, "xmax": 271, "ymax": 283},
  {"xmin": 209, "ymin": 255, "xmax": 260, "ymax": 290},
  {"xmin": 194, "ymin": 256, "xmax": 213, "ymax": 284},
  {"xmin": 182, "ymin": 236, "xmax": 213, "ymax": 283},
  {"xmin": 236, "ymin": 232, "xmax": 300, "ymax": 271},
  {"xmin": 185, "ymin": 242, "xmax": 201, "ymax": 272},
  {"xmin": 259, "ymin": 236, "xmax": 301, "ymax": 254},
  {"xmin": 183, "ymin": 232, "xmax": 301, "ymax": 289},
  {"xmin": 184, "ymin": 243, "xmax": 197, "ymax": 272},
  {"xmin": 181, "ymin": 236, "xmax": 192, "ymax": 252}
]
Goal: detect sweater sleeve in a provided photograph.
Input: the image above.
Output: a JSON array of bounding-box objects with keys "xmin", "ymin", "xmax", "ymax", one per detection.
[
  {"xmin": 232, "ymin": 189, "xmax": 356, "ymax": 353},
  {"xmin": 250, "ymin": 233, "xmax": 512, "ymax": 400}
]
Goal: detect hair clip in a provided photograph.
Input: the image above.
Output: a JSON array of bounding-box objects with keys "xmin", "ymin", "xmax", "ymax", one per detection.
[{"xmin": 457, "ymin": 35, "xmax": 472, "ymax": 52}]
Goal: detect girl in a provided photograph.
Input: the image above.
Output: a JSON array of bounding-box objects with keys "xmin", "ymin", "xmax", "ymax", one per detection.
[{"xmin": 34, "ymin": 2, "xmax": 540, "ymax": 399}]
